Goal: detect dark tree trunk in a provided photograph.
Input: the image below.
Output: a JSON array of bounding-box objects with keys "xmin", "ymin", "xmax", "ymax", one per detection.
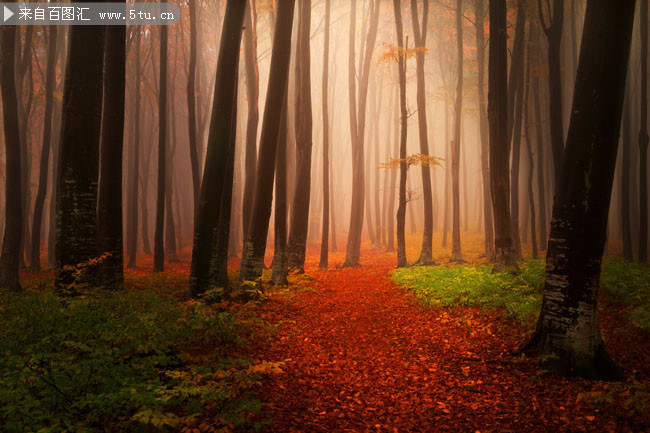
[
  {"xmin": 153, "ymin": 23, "xmax": 168, "ymax": 273},
  {"xmin": 97, "ymin": 17, "xmax": 126, "ymax": 289},
  {"xmin": 531, "ymin": 24, "xmax": 548, "ymax": 251},
  {"xmin": 187, "ymin": 0, "xmax": 201, "ymax": 208},
  {"xmin": 521, "ymin": 0, "xmax": 635, "ymax": 380},
  {"xmin": 273, "ymin": 87, "xmax": 290, "ymax": 285},
  {"xmin": 510, "ymin": 49, "xmax": 526, "ymax": 260},
  {"xmin": 319, "ymin": 0, "xmax": 331, "ymax": 269},
  {"xmin": 524, "ymin": 28, "xmax": 538, "ymax": 260},
  {"xmin": 238, "ymin": 0, "xmax": 295, "ymax": 287},
  {"xmin": 343, "ymin": 0, "xmax": 381, "ymax": 267},
  {"xmin": 127, "ymin": 30, "xmax": 142, "ymax": 268},
  {"xmin": 639, "ymin": 0, "xmax": 648, "ymax": 263},
  {"xmin": 55, "ymin": 19, "xmax": 105, "ymax": 291},
  {"xmin": 488, "ymin": 0, "xmax": 517, "ymax": 271},
  {"xmin": 539, "ymin": 0, "xmax": 565, "ymax": 187},
  {"xmin": 141, "ymin": 114, "xmax": 154, "ymax": 257},
  {"xmin": 286, "ymin": 0, "xmax": 313, "ymax": 272},
  {"xmin": 393, "ymin": 0, "xmax": 408, "ymax": 268},
  {"xmin": 18, "ymin": 27, "xmax": 34, "ymax": 269},
  {"xmin": 0, "ymin": 24, "xmax": 23, "ymax": 291},
  {"xmin": 189, "ymin": 0, "xmax": 247, "ymax": 297},
  {"xmin": 30, "ymin": 26, "xmax": 57, "ymax": 270},
  {"xmin": 621, "ymin": 88, "xmax": 634, "ymax": 261},
  {"xmin": 411, "ymin": 0, "xmax": 434, "ymax": 264},
  {"xmin": 242, "ymin": 0, "xmax": 260, "ymax": 244},
  {"xmin": 450, "ymin": 0, "xmax": 463, "ymax": 262}
]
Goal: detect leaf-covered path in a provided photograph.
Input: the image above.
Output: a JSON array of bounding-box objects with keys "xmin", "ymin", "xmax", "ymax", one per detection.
[{"xmin": 249, "ymin": 250, "xmax": 635, "ymax": 432}]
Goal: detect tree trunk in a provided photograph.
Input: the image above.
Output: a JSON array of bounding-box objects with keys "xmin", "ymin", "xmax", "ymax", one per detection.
[
  {"xmin": 531, "ymin": 24, "xmax": 548, "ymax": 251},
  {"xmin": 411, "ymin": 0, "xmax": 434, "ymax": 264},
  {"xmin": 189, "ymin": 0, "xmax": 247, "ymax": 297},
  {"xmin": 319, "ymin": 0, "xmax": 331, "ymax": 269},
  {"xmin": 127, "ymin": 30, "xmax": 142, "ymax": 268},
  {"xmin": 273, "ymin": 87, "xmax": 290, "ymax": 285},
  {"xmin": 0, "ymin": 24, "xmax": 23, "ymax": 291},
  {"xmin": 242, "ymin": 0, "xmax": 260, "ymax": 243},
  {"xmin": 539, "ymin": 0, "xmax": 565, "ymax": 188},
  {"xmin": 386, "ymin": 89, "xmax": 398, "ymax": 253},
  {"xmin": 30, "ymin": 26, "xmax": 57, "ymax": 270},
  {"xmin": 521, "ymin": 0, "xmax": 635, "ymax": 380},
  {"xmin": 488, "ymin": 0, "xmax": 517, "ymax": 271},
  {"xmin": 393, "ymin": 0, "xmax": 408, "ymax": 268},
  {"xmin": 621, "ymin": 87, "xmax": 634, "ymax": 262},
  {"xmin": 187, "ymin": 0, "xmax": 201, "ymax": 208},
  {"xmin": 153, "ymin": 23, "xmax": 168, "ymax": 273},
  {"xmin": 639, "ymin": 0, "xmax": 648, "ymax": 263},
  {"xmin": 450, "ymin": 0, "xmax": 463, "ymax": 262},
  {"xmin": 524, "ymin": 28, "xmax": 538, "ymax": 260},
  {"xmin": 510, "ymin": 49, "xmax": 526, "ymax": 260},
  {"xmin": 55, "ymin": 20, "xmax": 105, "ymax": 291}
]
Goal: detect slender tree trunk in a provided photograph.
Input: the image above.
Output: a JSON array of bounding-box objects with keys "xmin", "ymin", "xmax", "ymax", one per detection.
[
  {"xmin": 97, "ymin": 16, "xmax": 126, "ymax": 288},
  {"xmin": 141, "ymin": 114, "xmax": 154, "ymax": 256},
  {"xmin": 442, "ymin": 99, "xmax": 450, "ymax": 247},
  {"xmin": 510, "ymin": 50, "xmax": 526, "ymax": 260},
  {"xmin": 539, "ymin": 0, "xmax": 565, "ymax": 188},
  {"xmin": 488, "ymin": 0, "xmax": 517, "ymax": 271},
  {"xmin": 242, "ymin": 0, "xmax": 260, "ymax": 243},
  {"xmin": 531, "ymin": 24, "xmax": 548, "ymax": 251},
  {"xmin": 153, "ymin": 23, "xmax": 168, "ymax": 273},
  {"xmin": 187, "ymin": 0, "xmax": 201, "ymax": 208},
  {"xmin": 393, "ymin": 0, "xmax": 408, "ymax": 268},
  {"xmin": 521, "ymin": 0, "xmax": 635, "ymax": 380},
  {"xmin": 55, "ymin": 20, "xmax": 105, "ymax": 291},
  {"xmin": 639, "ymin": 0, "xmax": 648, "ymax": 263},
  {"xmin": 450, "ymin": 0, "xmax": 463, "ymax": 262},
  {"xmin": 319, "ymin": 0, "xmax": 331, "ymax": 268},
  {"xmin": 127, "ymin": 31, "xmax": 142, "ymax": 268},
  {"xmin": 273, "ymin": 87, "xmax": 290, "ymax": 284},
  {"xmin": 189, "ymin": 0, "xmax": 247, "ymax": 296},
  {"xmin": 239, "ymin": 0, "xmax": 295, "ymax": 284},
  {"xmin": 621, "ymin": 87, "xmax": 634, "ymax": 261},
  {"xmin": 386, "ymin": 86, "xmax": 398, "ymax": 253},
  {"xmin": 524, "ymin": 63, "xmax": 538, "ymax": 260},
  {"xmin": 0, "ymin": 24, "xmax": 23, "ymax": 291},
  {"xmin": 30, "ymin": 26, "xmax": 57, "ymax": 270},
  {"xmin": 411, "ymin": 0, "xmax": 434, "ymax": 264}
]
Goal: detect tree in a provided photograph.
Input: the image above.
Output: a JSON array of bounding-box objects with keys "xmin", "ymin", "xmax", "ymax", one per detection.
[
  {"xmin": 450, "ymin": 0, "xmax": 463, "ymax": 263},
  {"xmin": 639, "ymin": 0, "xmax": 648, "ymax": 263},
  {"xmin": 319, "ymin": 0, "xmax": 331, "ymax": 269},
  {"xmin": 411, "ymin": 0, "xmax": 434, "ymax": 265},
  {"xmin": 523, "ymin": 28, "xmax": 538, "ymax": 260},
  {"xmin": 620, "ymin": 87, "xmax": 634, "ymax": 262},
  {"xmin": 126, "ymin": 30, "xmax": 142, "ymax": 268},
  {"xmin": 0, "ymin": 24, "xmax": 23, "ymax": 291},
  {"xmin": 272, "ymin": 87, "xmax": 290, "ymax": 285},
  {"xmin": 521, "ymin": 0, "xmax": 635, "ymax": 380},
  {"xmin": 343, "ymin": 0, "xmax": 381, "ymax": 267},
  {"xmin": 474, "ymin": 0, "xmax": 494, "ymax": 259},
  {"xmin": 239, "ymin": 0, "xmax": 296, "ymax": 286},
  {"xmin": 531, "ymin": 23, "xmax": 548, "ymax": 251},
  {"xmin": 55, "ymin": 19, "xmax": 106, "ymax": 291},
  {"xmin": 97, "ymin": 14, "xmax": 126, "ymax": 289},
  {"xmin": 187, "ymin": 0, "xmax": 201, "ymax": 208},
  {"xmin": 242, "ymin": 0, "xmax": 260, "ymax": 243},
  {"xmin": 393, "ymin": 0, "xmax": 408, "ymax": 268},
  {"xmin": 488, "ymin": 0, "xmax": 517, "ymax": 271},
  {"xmin": 154, "ymin": 22, "xmax": 168, "ymax": 273},
  {"xmin": 287, "ymin": 0, "xmax": 314, "ymax": 272},
  {"xmin": 29, "ymin": 26, "xmax": 57, "ymax": 270},
  {"xmin": 538, "ymin": 0, "xmax": 565, "ymax": 187},
  {"xmin": 189, "ymin": 0, "xmax": 247, "ymax": 297}
]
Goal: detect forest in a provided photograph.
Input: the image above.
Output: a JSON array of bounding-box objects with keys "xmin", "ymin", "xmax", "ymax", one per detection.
[{"xmin": 0, "ymin": 0, "xmax": 649, "ymax": 431}]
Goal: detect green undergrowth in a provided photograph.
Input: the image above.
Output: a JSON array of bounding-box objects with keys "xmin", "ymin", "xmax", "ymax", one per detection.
[
  {"xmin": 0, "ymin": 270, "xmax": 277, "ymax": 433},
  {"xmin": 392, "ymin": 258, "xmax": 650, "ymax": 330}
]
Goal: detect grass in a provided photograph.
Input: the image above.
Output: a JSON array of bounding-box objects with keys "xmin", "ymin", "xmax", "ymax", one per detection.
[
  {"xmin": 0, "ymin": 264, "xmax": 273, "ymax": 433},
  {"xmin": 392, "ymin": 257, "xmax": 650, "ymax": 330}
]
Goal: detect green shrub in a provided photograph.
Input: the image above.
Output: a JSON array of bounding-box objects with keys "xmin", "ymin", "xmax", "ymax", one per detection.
[
  {"xmin": 600, "ymin": 259, "xmax": 650, "ymax": 331},
  {"xmin": 392, "ymin": 260, "xmax": 545, "ymax": 324},
  {"xmin": 0, "ymin": 283, "xmax": 264, "ymax": 433}
]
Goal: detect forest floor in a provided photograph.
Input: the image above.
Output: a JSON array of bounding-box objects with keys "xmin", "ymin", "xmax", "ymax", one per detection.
[{"xmin": 247, "ymin": 248, "xmax": 650, "ymax": 433}]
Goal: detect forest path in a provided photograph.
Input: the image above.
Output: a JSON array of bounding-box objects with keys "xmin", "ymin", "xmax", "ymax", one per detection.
[{"xmin": 248, "ymin": 249, "xmax": 604, "ymax": 432}]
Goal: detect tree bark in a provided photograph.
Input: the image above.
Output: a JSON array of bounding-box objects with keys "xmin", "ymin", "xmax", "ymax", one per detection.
[
  {"xmin": 30, "ymin": 26, "xmax": 57, "ymax": 270},
  {"xmin": 237, "ymin": 0, "xmax": 295, "ymax": 288},
  {"xmin": 97, "ymin": 16, "xmax": 126, "ymax": 288},
  {"xmin": 189, "ymin": 0, "xmax": 247, "ymax": 297},
  {"xmin": 0, "ymin": 24, "xmax": 23, "ymax": 291},
  {"xmin": 153, "ymin": 23, "xmax": 168, "ymax": 273},
  {"xmin": 393, "ymin": 0, "xmax": 408, "ymax": 268},
  {"xmin": 521, "ymin": 0, "xmax": 635, "ymax": 380},
  {"xmin": 55, "ymin": 16, "xmax": 105, "ymax": 291},
  {"xmin": 621, "ymin": 87, "xmax": 634, "ymax": 262},
  {"xmin": 127, "ymin": 30, "xmax": 142, "ymax": 268},
  {"xmin": 450, "ymin": 0, "xmax": 463, "ymax": 262},
  {"xmin": 531, "ymin": 24, "xmax": 548, "ymax": 251},
  {"xmin": 488, "ymin": 0, "xmax": 517, "ymax": 271},
  {"xmin": 510, "ymin": 47, "xmax": 526, "ymax": 260},
  {"xmin": 319, "ymin": 0, "xmax": 331, "ymax": 269},
  {"xmin": 273, "ymin": 87, "xmax": 290, "ymax": 285},
  {"xmin": 187, "ymin": 0, "xmax": 201, "ymax": 209}
]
